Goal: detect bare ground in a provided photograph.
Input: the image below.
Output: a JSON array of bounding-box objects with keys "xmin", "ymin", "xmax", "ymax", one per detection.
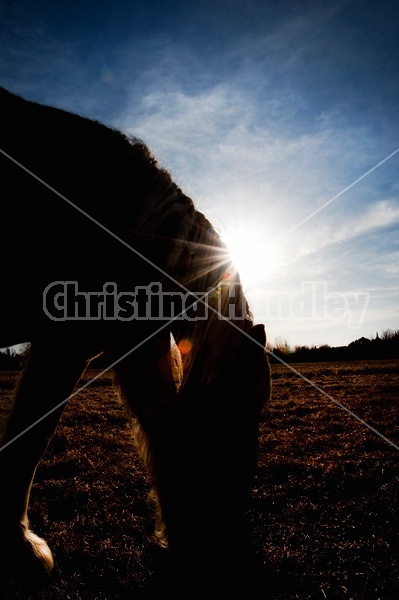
[{"xmin": 0, "ymin": 359, "xmax": 398, "ymax": 599}]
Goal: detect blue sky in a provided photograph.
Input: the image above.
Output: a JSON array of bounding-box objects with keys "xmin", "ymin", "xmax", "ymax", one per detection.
[{"xmin": 1, "ymin": 0, "xmax": 398, "ymax": 348}]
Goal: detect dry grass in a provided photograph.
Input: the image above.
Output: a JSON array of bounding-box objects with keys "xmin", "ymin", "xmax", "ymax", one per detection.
[{"xmin": 0, "ymin": 359, "xmax": 398, "ymax": 599}]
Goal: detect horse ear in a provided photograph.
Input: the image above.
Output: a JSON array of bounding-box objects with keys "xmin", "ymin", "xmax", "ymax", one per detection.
[{"xmin": 248, "ymin": 323, "xmax": 266, "ymax": 348}]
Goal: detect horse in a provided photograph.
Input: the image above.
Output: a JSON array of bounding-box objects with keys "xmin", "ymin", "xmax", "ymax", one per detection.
[{"xmin": 0, "ymin": 87, "xmax": 271, "ymax": 596}]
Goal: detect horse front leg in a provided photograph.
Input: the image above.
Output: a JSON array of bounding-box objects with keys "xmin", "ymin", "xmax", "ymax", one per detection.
[
  {"xmin": 112, "ymin": 328, "xmax": 181, "ymax": 544},
  {"xmin": 0, "ymin": 341, "xmax": 87, "ymax": 581}
]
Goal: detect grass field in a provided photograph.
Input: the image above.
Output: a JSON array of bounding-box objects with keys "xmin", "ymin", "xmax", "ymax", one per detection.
[{"xmin": 0, "ymin": 359, "xmax": 398, "ymax": 599}]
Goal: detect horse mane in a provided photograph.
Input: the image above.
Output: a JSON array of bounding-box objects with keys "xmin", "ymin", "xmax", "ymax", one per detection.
[
  {"xmin": 1, "ymin": 88, "xmax": 270, "ymax": 581},
  {"xmin": 112, "ymin": 136, "xmax": 255, "ymax": 388},
  {"xmin": 2, "ymin": 86, "xmax": 254, "ymax": 389}
]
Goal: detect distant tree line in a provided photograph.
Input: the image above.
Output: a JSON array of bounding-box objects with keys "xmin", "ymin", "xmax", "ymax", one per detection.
[
  {"xmin": 268, "ymin": 329, "xmax": 399, "ymax": 363},
  {"xmin": 0, "ymin": 330, "xmax": 398, "ymax": 370}
]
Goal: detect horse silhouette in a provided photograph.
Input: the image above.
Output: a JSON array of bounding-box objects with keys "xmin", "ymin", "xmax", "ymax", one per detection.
[{"xmin": 0, "ymin": 87, "xmax": 271, "ymax": 595}]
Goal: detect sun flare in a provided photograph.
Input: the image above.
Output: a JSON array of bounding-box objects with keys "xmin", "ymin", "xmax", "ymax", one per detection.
[{"xmin": 222, "ymin": 226, "xmax": 275, "ymax": 288}]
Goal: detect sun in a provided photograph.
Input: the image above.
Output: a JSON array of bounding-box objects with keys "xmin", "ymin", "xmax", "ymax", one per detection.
[{"xmin": 222, "ymin": 225, "xmax": 276, "ymax": 288}]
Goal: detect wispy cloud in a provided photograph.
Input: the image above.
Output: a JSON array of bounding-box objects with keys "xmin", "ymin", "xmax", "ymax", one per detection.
[
  {"xmin": 335, "ymin": 199, "xmax": 399, "ymax": 240},
  {"xmin": 3, "ymin": 0, "xmax": 397, "ymax": 346},
  {"xmin": 285, "ymin": 199, "xmax": 399, "ymax": 260}
]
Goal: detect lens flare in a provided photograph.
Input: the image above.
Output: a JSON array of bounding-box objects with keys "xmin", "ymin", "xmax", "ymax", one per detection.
[{"xmin": 178, "ymin": 338, "xmax": 192, "ymax": 355}]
